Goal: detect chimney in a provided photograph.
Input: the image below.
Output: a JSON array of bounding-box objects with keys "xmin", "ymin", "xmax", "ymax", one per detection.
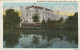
[
  {"xmin": 33, "ymin": 3, "xmax": 36, "ymax": 7},
  {"xmin": 50, "ymin": 7, "xmax": 52, "ymax": 10}
]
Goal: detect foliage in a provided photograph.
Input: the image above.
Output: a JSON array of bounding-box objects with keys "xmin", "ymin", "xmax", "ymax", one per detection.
[
  {"xmin": 3, "ymin": 30, "xmax": 21, "ymax": 47},
  {"xmin": 3, "ymin": 30, "xmax": 78, "ymax": 48},
  {"xmin": 32, "ymin": 36, "xmax": 38, "ymax": 44},
  {"xmin": 41, "ymin": 17, "xmax": 64, "ymax": 29},
  {"xmin": 57, "ymin": 17, "xmax": 63, "ymax": 23},
  {"xmin": 32, "ymin": 14, "xmax": 39, "ymax": 23},
  {"xmin": 41, "ymin": 19, "xmax": 46, "ymax": 28},
  {"xmin": 46, "ymin": 19, "xmax": 54, "ymax": 29},
  {"xmin": 64, "ymin": 12, "xmax": 78, "ymax": 31},
  {"xmin": 3, "ymin": 9, "xmax": 20, "ymax": 30},
  {"xmin": 56, "ymin": 17, "xmax": 64, "ymax": 28}
]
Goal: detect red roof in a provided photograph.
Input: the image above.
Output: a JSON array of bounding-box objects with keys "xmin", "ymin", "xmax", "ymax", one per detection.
[{"xmin": 26, "ymin": 5, "xmax": 51, "ymax": 11}]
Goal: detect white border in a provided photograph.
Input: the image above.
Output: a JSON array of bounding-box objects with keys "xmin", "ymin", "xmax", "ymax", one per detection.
[{"xmin": 0, "ymin": 0, "xmax": 79, "ymax": 50}]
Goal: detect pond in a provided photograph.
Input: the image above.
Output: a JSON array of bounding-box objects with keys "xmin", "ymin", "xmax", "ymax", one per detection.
[{"xmin": 3, "ymin": 30, "xmax": 78, "ymax": 48}]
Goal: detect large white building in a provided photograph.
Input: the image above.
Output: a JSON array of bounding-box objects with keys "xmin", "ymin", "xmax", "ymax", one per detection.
[{"xmin": 20, "ymin": 4, "xmax": 68, "ymax": 23}]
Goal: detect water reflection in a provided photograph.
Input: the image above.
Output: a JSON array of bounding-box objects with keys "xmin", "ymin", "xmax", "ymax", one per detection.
[
  {"xmin": 3, "ymin": 30, "xmax": 78, "ymax": 48},
  {"xmin": 3, "ymin": 31, "xmax": 21, "ymax": 48},
  {"xmin": 32, "ymin": 36, "xmax": 39, "ymax": 44}
]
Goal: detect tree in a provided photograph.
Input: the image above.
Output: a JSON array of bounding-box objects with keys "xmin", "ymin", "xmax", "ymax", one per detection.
[
  {"xmin": 58, "ymin": 17, "xmax": 64, "ymax": 28},
  {"xmin": 3, "ymin": 9, "xmax": 20, "ymax": 30},
  {"xmin": 58, "ymin": 17, "xmax": 63, "ymax": 23},
  {"xmin": 64, "ymin": 12, "xmax": 78, "ymax": 30},
  {"xmin": 32, "ymin": 14, "xmax": 39, "ymax": 23},
  {"xmin": 46, "ymin": 19, "xmax": 54, "ymax": 29},
  {"xmin": 41, "ymin": 19, "xmax": 46, "ymax": 28}
]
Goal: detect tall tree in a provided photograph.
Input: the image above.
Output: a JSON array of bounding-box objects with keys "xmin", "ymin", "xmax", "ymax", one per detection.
[
  {"xmin": 41, "ymin": 19, "xmax": 46, "ymax": 28},
  {"xmin": 59, "ymin": 17, "xmax": 63, "ymax": 23},
  {"xmin": 57, "ymin": 17, "xmax": 63, "ymax": 23},
  {"xmin": 3, "ymin": 9, "xmax": 20, "ymax": 30},
  {"xmin": 64, "ymin": 12, "xmax": 78, "ymax": 30},
  {"xmin": 46, "ymin": 19, "xmax": 54, "ymax": 29}
]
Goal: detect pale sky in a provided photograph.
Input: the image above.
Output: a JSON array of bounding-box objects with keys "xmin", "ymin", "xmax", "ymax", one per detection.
[{"xmin": 3, "ymin": 2, "xmax": 78, "ymax": 16}]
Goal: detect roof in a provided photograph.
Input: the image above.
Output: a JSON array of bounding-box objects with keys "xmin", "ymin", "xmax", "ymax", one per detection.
[{"xmin": 26, "ymin": 5, "xmax": 51, "ymax": 11}]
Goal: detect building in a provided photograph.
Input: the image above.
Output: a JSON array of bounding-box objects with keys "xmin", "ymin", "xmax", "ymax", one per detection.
[
  {"xmin": 20, "ymin": 4, "xmax": 58, "ymax": 23},
  {"xmin": 20, "ymin": 4, "xmax": 68, "ymax": 24}
]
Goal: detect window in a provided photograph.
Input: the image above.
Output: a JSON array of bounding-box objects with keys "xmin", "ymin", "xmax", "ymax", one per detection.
[
  {"xmin": 26, "ymin": 20, "xmax": 28, "ymax": 22},
  {"xmin": 28, "ymin": 13, "xmax": 31, "ymax": 16},
  {"xmin": 38, "ymin": 13, "xmax": 40, "ymax": 15},
  {"xmin": 30, "ymin": 21, "xmax": 31, "ymax": 23},
  {"xmin": 26, "ymin": 14, "xmax": 28, "ymax": 16},
  {"xmin": 48, "ymin": 13, "xmax": 49, "ymax": 15},
  {"xmin": 39, "ymin": 9, "xmax": 41, "ymax": 11},
  {"xmin": 46, "ymin": 13, "xmax": 47, "ymax": 15},
  {"xmin": 30, "ymin": 17, "xmax": 32, "ymax": 20},
  {"xmin": 38, "ymin": 17, "xmax": 40, "ymax": 19},
  {"xmin": 43, "ymin": 12, "xmax": 44, "ymax": 14}
]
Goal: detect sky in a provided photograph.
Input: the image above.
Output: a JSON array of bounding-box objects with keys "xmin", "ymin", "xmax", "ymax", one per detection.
[{"xmin": 3, "ymin": 2, "xmax": 78, "ymax": 16}]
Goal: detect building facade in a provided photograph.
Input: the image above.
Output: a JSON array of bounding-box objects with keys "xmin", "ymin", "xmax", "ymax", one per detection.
[{"xmin": 20, "ymin": 4, "xmax": 68, "ymax": 23}]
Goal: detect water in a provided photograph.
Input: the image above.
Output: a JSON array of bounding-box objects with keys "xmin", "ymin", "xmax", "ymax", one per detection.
[{"xmin": 3, "ymin": 30, "xmax": 78, "ymax": 48}]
